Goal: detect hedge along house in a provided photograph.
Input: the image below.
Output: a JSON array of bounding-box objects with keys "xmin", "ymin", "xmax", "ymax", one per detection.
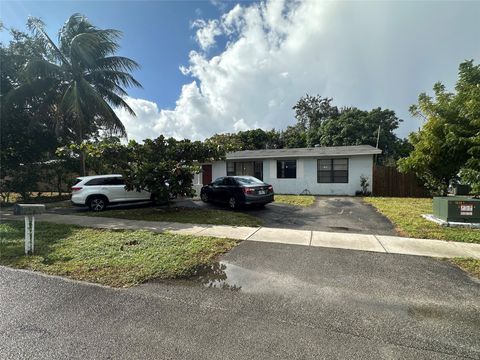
[{"xmin": 193, "ymin": 145, "xmax": 382, "ymax": 196}]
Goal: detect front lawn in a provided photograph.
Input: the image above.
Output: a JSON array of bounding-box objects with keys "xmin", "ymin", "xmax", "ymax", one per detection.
[
  {"xmin": 0, "ymin": 221, "xmax": 237, "ymax": 287},
  {"xmin": 274, "ymin": 195, "xmax": 315, "ymax": 207},
  {"xmin": 364, "ymin": 197, "xmax": 480, "ymax": 244},
  {"xmin": 451, "ymin": 258, "xmax": 480, "ymax": 278},
  {"xmin": 82, "ymin": 206, "xmax": 263, "ymax": 227}
]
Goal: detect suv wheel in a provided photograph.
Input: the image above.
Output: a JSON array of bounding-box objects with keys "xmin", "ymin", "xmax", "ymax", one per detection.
[{"xmin": 88, "ymin": 196, "xmax": 107, "ymax": 212}]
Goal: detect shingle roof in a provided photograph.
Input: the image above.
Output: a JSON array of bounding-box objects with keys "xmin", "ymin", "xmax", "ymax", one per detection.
[{"xmin": 226, "ymin": 145, "xmax": 382, "ymax": 160}]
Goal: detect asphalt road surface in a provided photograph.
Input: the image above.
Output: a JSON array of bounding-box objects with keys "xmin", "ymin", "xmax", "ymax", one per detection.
[
  {"xmin": 1, "ymin": 241, "xmax": 479, "ymax": 359},
  {"xmin": 247, "ymin": 196, "xmax": 396, "ymax": 234}
]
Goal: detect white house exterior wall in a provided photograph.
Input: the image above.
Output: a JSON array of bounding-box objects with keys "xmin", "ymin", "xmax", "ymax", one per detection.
[
  {"xmin": 261, "ymin": 155, "xmax": 373, "ymax": 195},
  {"xmin": 198, "ymin": 155, "xmax": 374, "ymax": 196},
  {"xmin": 212, "ymin": 161, "xmax": 226, "ymax": 180}
]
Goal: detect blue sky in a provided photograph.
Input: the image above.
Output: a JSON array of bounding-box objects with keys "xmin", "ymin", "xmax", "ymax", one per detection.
[
  {"xmin": 1, "ymin": 0, "xmax": 235, "ymax": 108},
  {"xmin": 1, "ymin": 1, "xmax": 479, "ymax": 142}
]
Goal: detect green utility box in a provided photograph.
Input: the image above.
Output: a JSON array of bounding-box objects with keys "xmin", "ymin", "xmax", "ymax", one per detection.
[{"xmin": 433, "ymin": 196, "xmax": 480, "ymax": 223}]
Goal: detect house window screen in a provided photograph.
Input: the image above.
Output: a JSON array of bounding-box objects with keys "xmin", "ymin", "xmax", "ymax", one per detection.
[
  {"xmin": 227, "ymin": 161, "xmax": 235, "ymax": 176},
  {"xmin": 254, "ymin": 161, "xmax": 263, "ymax": 180},
  {"xmin": 317, "ymin": 158, "xmax": 349, "ymax": 183},
  {"xmin": 277, "ymin": 160, "xmax": 296, "ymax": 179},
  {"xmin": 226, "ymin": 161, "xmax": 263, "ymax": 180}
]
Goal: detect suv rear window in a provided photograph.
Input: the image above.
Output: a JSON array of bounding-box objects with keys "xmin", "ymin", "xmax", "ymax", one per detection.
[
  {"xmin": 107, "ymin": 177, "xmax": 125, "ymax": 186},
  {"xmin": 85, "ymin": 177, "xmax": 124, "ymax": 186},
  {"xmin": 85, "ymin": 178, "xmax": 108, "ymax": 186}
]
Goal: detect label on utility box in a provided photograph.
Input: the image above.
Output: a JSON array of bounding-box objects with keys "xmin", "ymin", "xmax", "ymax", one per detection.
[{"xmin": 460, "ymin": 204, "xmax": 474, "ymax": 216}]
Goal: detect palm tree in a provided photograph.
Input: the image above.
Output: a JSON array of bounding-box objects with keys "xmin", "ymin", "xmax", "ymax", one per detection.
[{"xmin": 10, "ymin": 14, "xmax": 142, "ymax": 175}]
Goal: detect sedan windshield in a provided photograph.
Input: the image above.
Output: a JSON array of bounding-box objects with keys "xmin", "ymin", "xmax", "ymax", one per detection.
[{"xmin": 235, "ymin": 176, "xmax": 264, "ymax": 185}]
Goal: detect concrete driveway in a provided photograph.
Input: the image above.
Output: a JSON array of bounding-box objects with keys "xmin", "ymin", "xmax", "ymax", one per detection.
[{"xmin": 1, "ymin": 241, "xmax": 479, "ymax": 359}]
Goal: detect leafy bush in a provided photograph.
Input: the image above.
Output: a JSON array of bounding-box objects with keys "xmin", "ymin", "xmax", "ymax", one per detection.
[{"xmin": 357, "ymin": 175, "xmax": 371, "ymax": 196}]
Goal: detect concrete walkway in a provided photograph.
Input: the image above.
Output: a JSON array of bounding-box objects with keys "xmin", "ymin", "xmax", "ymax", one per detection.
[{"xmin": 1, "ymin": 211, "xmax": 480, "ymax": 259}]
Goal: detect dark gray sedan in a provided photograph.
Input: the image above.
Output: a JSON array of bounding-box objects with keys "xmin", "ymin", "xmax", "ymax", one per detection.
[{"xmin": 200, "ymin": 176, "xmax": 274, "ymax": 209}]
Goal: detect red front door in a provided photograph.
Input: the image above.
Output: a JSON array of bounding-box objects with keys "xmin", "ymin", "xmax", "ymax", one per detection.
[{"xmin": 202, "ymin": 165, "xmax": 212, "ymax": 185}]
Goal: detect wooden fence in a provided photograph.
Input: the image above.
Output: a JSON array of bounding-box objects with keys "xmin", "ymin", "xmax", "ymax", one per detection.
[{"xmin": 372, "ymin": 165, "xmax": 430, "ymax": 197}]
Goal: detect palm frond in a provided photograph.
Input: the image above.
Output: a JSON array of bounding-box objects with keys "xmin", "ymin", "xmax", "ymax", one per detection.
[
  {"xmin": 23, "ymin": 59, "xmax": 64, "ymax": 79},
  {"xmin": 84, "ymin": 75, "xmax": 129, "ymax": 96},
  {"xmin": 59, "ymin": 13, "xmax": 121, "ymax": 57},
  {"xmin": 59, "ymin": 13, "xmax": 93, "ymax": 53},
  {"xmin": 78, "ymin": 78, "xmax": 127, "ymax": 137},
  {"xmin": 69, "ymin": 32, "xmax": 119, "ymax": 68},
  {"xmin": 4, "ymin": 78, "xmax": 61, "ymax": 107},
  {"xmin": 59, "ymin": 81, "xmax": 85, "ymax": 134},
  {"xmin": 96, "ymin": 85, "xmax": 136, "ymax": 116},
  {"xmin": 85, "ymin": 69, "xmax": 142, "ymax": 89},
  {"xmin": 27, "ymin": 16, "xmax": 70, "ymax": 67},
  {"xmin": 94, "ymin": 56, "xmax": 140, "ymax": 72}
]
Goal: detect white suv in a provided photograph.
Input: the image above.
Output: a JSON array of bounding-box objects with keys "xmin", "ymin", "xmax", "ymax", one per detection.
[{"xmin": 71, "ymin": 174, "xmax": 151, "ymax": 211}]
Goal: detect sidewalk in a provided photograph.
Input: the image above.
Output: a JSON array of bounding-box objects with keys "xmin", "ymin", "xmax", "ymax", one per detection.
[{"xmin": 1, "ymin": 211, "xmax": 479, "ymax": 259}]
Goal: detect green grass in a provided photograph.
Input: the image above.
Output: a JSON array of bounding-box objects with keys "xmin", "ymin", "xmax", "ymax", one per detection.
[
  {"xmin": 0, "ymin": 221, "xmax": 237, "ymax": 287},
  {"xmin": 450, "ymin": 258, "xmax": 480, "ymax": 279},
  {"xmin": 364, "ymin": 197, "xmax": 480, "ymax": 244},
  {"xmin": 274, "ymin": 195, "xmax": 315, "ymax": 207},
  {"xmin": 81, "ymin": 206, "xmax": 263, "ymax": 227}
]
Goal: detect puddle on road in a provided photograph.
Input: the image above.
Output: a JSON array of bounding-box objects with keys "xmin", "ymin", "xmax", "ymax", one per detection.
[
  {"xmin": 176, "ymin": 261, "xmax": 313, "ymax": 294},
  {"xmin": 187, "ymin": 262, "xmax": 242, "ymax": 291}
]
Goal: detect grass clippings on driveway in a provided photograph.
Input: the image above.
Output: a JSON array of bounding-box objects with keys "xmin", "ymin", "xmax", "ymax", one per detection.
[
  {"xmin": 450, "ymin": 258, "xmax": 480, "ymax": 279},
  {"xmin": 364, "ymin": 197, "xmax": 480, "ymax": 244},
  {"xmin": 0, "ymin": 221, "xmax": 237, "ymax": 287},
  {"xmin": 83, "ymin": 207, "xmax": 263, "ymax": 227},
  {"xmin": 274, "ymin": 195, "xmax": 315, "ymax": 207}
]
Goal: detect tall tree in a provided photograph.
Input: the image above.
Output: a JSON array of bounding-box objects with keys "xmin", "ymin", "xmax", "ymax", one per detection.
[
  {"xmin": 7, "ymin": 14, "xmax": 142, "ymax": 174},
  {"xmin": 1, "ymin": 28, "xmax": 60, "ymax": 199},
  {"xmin": 398, "ymin": 60, "xmax": 480, "ymax": 194},
  {"xmin": 292, "ymin": 95, "xmax": 339, "ymax": 146},
  {"xmin": 123, "ymin": 136, "xmax": 225, "ymax": 202},
  {"xmin": 280, "ymin": 125, "xmax": 307, "ymax": 148},
  {"xmin": 318, "ymin": 107, "xmax": 409, "ymax": 162},
  {"xmin": 205, "ymin": 129, "xmax": 282, "ymax": 151},
  {"xmin": 287, "ymin": 95, "xmax": 409, "ymax": 162}
]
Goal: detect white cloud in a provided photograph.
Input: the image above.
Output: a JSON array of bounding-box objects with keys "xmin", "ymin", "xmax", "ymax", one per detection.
[
  {"xmin": 192, "ymin": 19, "xmax": 222, "ymax": 50},
  {"xmin": 119, "ymin": 0, "xmax": 480, "ymax": 141}
]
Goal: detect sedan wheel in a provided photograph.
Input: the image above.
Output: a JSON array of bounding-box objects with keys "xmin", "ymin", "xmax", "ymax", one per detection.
[
  {"xmin": 228, "ymin": 196, "xmax": 237, "ymax": 210},
  {"xmin": 201, "ymin": 192, "xmax": 209, "ymax": 202}
]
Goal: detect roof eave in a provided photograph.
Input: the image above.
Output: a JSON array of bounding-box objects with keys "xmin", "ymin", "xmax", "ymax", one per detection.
[{"xmin": 226, "ymin": 151, "xmax": 382, "ymax": 160}]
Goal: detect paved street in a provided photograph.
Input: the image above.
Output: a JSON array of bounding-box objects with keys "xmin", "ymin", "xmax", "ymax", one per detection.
[{"xmin": 1, "ymin": 241, "xmax": 479, "ymax": 359}]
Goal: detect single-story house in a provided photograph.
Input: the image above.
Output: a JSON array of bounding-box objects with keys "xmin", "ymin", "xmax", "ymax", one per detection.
[{"xmin": 193, "ymin": 145, "xmax": 381, "ymax": 196}]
